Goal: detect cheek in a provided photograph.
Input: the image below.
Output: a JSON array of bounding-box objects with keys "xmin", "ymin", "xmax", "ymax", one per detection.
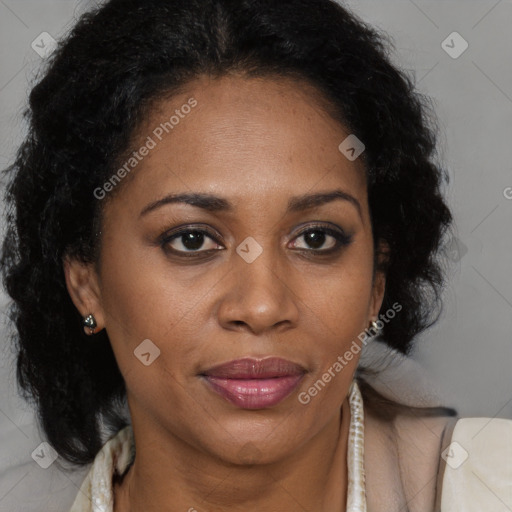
[
  {"xmin": 97, "ymin": 234, "xmax": 212, "ymax": 386},
  {"xmin": 97, "ymin": 235, "xmax": 173, "ymax": 367},
  {"xmin": 299, "ymin": 259, "xmax": 374, "ymax": 391},
  {"xmin": 98, "ymin": 252, "xmax": 196, "ymax": 419},
  {"xmin": 307, "ymin": 255, "xmax": 374, "ymax": 331},
  {"xmin": 297, "ymin": 294, "xmax": 368, "ymax": 413}
]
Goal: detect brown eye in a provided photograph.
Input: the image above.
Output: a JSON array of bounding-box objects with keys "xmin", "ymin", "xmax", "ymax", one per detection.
[
  {"xmin": 291, "ymin": 224, "xmax": 353, "ymax": 254},
  {"xmin": 161, "ymin": 227, "xmax": 223, "ymax": 256}
]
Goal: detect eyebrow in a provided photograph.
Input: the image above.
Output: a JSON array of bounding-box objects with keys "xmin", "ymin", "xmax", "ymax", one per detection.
[{"xmin": 139, "ymin": 189, "xmax": 362, "ymax": 219}]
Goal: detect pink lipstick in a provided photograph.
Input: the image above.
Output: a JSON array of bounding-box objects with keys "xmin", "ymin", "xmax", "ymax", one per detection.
[{"xmin": 200, "ymin": 357, "xmax": 306, "ymax": 409}]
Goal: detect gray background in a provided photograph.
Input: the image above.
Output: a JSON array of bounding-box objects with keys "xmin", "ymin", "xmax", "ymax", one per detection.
[{"xmin": 0, "ymin": 0, "xmax": 511, "ymax": 510}]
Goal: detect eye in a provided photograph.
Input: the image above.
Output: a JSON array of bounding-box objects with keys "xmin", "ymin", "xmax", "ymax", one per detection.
[
  {"xmin": 290, "ymin": 224, "xmax": 353, "ymax": 254},
  {"xmin": 159, "ymin": 222, "xmax": 353, "ymax": 259},
  {"xmin": 160, "ymin": 226, "xmax": 223, "ymax": 257}
]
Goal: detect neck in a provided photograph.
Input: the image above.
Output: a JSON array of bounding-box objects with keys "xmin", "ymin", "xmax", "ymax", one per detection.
[{"xmin": 114, "ymin": 397, "xmax": 351, "ymax": 512}]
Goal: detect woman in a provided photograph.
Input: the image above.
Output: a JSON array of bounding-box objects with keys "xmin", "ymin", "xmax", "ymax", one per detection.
[{"xmin": 1, "ymin": 0, "xmax": 511, "ymax": 510}]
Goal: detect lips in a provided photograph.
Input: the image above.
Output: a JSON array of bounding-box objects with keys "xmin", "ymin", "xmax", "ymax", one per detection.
[
  {"xmin": 200, "ymin": 357, "xmax": 306, "ymax": 409},
  {"xmin": 202, "ymin": 357, "xmax": 306, "ymax": 379}
]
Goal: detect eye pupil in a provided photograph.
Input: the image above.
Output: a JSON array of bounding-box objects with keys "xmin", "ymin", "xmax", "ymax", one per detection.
[
  {"xmin": 305, "ymin": 230, "xmax": 326, "ymax": 249},
  {"xmin": 182, "ymin": 231, "xmax": 204, "ymax": 250}
]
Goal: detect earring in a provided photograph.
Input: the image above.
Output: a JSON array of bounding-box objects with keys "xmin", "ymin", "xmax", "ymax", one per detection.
[
  {"xmin": 369, "ymin": 319, "xmax": 380, "ymax": 335},
  {"xmin": 83, "ymin": 313, "xmax": 98, "ymax": 335}
]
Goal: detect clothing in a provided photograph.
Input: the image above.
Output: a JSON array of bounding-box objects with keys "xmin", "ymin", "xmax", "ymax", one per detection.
[
  {"xmin": 440, "ymin": 417, "xmax": 512, "ymax": 510},
  {"xmin": 69, "ymin": 424, "xmax": 134, "ymax": 512},
  {"xmin": 69, "ymin": 379, "xmax": 512, "ymax": 511}
]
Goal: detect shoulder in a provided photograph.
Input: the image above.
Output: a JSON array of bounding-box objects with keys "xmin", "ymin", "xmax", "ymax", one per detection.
[
  {"xmin": 364, "ymin": 397, "xmax": 457, "ymax": 512},
  {"xmin": 365, "ymin": 394, "xmax": 512, "ymax": 512},
  {"xmin": 393, "ymin": 409, "xmax": 458, "ymax": 511},
  {"xmin": 440, "ymin": 416, "xmax": 512, "ymax": 511}
]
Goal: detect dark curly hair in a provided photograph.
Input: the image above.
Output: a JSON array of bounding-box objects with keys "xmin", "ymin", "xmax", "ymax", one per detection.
[{"xmin": 1, "ymin": 0, "xmax": 455, "ymax": 466}]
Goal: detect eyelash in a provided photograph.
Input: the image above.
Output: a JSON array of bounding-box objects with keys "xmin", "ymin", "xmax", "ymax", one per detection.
[{"xmin": 159, "ymin": 223, "xmax": 353, "ymax": 259}]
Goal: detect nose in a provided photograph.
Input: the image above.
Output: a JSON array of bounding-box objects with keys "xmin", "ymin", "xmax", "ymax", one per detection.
[{"xmin": 216, "ymin": 244, "xmax": 300, "ymax": 335}]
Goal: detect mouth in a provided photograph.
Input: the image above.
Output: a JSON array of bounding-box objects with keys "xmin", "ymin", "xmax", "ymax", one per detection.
[{"xmin": 199, "ymin": 357, "xmax": 307, "ymax": 410}]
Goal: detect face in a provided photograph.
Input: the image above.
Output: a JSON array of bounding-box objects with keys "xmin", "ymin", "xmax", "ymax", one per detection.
[{"xmin": 65, "ymin": 74, "xmax": 386, "ymax": 465}]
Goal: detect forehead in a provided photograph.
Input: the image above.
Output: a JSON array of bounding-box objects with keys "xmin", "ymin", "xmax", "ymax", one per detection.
[{"xmin": 104, "ymin": 74, "xmax": 368, "ymax": 219}]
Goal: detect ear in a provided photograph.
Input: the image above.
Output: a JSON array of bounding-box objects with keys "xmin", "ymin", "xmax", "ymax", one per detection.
[
  {"xmin": 63, "ymin": 254, "xmax": 105, "ymax": 335},
  {"xmin": 369, "ymin": 239, "xmax": 389, "ymax": 320}
]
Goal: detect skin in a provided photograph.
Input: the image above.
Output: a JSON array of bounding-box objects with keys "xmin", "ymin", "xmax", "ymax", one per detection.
[{"xmin": 64, "ymin": 74, "xmax": 387, "ymax": 512}]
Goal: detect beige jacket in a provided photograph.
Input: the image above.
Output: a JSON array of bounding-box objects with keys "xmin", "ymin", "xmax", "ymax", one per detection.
[
  {"xmin": 69, "ymin": 385, "xmax": 512, "ymax": 511},
  {"xmin": 363, "ymin": 385, "xmax": 512, "ymax": 511}
]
